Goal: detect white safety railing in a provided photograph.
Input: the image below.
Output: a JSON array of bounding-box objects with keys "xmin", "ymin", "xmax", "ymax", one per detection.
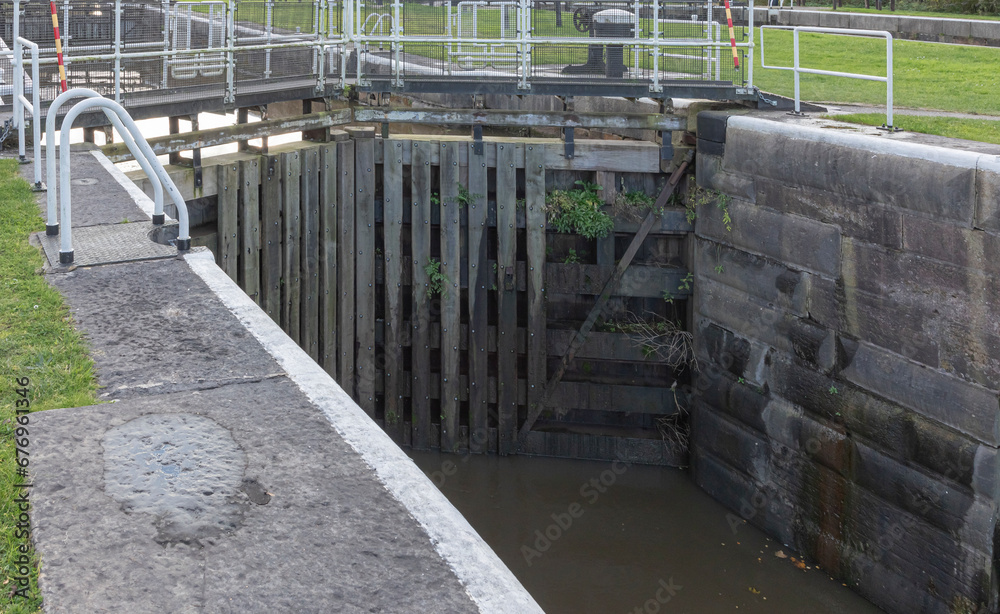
[
  {"xmin": 9, "ymin": 4, "xmax": 43, "ymax": 190},
  {"xmin": 760, "ymin": 25, "xmax": 893, "ymax": 127},
  {"xmin": 50, "ymin": 91, "xmax": 191, "ymax": 264},
  {"xmin": 44, "ymin": 88, "xmax": 165, "ymax": 235}
]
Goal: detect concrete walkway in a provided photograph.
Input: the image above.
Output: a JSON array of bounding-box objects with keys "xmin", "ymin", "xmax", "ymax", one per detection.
[{"xmin": 24, "ymin": 151, "xmax": 542, "ymax": 613}]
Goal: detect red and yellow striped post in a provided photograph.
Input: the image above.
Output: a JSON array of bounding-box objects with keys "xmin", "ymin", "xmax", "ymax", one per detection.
[
  {"xmin": 50, "ymin": 1, "xmax": 68, "ymax": 92},
  {"xmin": 722, "ymin": 0, "xmax": 740, "ymax": 69}
]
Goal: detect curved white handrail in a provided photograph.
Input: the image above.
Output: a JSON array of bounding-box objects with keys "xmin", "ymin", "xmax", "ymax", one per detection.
[
  {"xmin": 58, "ymin": 97, "xmax": 190, "ymax": 264},
  {"xmin": 45, "ymin": 88, "xmax": 165, "ymax": 235}
]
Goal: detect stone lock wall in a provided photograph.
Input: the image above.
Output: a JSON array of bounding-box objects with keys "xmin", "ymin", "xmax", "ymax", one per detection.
[{"xmin": 691, "ymin": 113, "xmax": 1000, "ymax": 614}]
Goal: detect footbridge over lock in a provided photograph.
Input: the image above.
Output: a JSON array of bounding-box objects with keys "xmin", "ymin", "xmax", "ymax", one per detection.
[{"xmin": 0, "ymin": 0, "xmax": 757, "ymax": 126}]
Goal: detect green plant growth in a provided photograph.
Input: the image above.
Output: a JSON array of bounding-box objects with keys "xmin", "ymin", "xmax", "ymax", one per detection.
[
  {"xmin": 424, "ymin": 258, "xmax": 451, "ymax": 299},
  {"xmin": 663, "ymin": 272, "xmax": 694, "ymax": 304},
  {"xmin": 0, "ymin": 159, "xmax": 99, "ymax": 614},
  {"xmin": 545, "ymin": 180, "xmax": 614, "ymax": 240},
  {"xmin": 456, "ymin": 183, "xmax": 482, "ymax": 208},
  {"xmin": 562, "ymin": 248, "xmax": 583, "ymax": 264},
  {"xmin": 686, "ymin": 187, "xmax": 732, "ymax": 231}
]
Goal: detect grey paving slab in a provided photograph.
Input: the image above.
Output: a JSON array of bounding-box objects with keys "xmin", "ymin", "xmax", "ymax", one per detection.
[
  {"xmin": 29, "ymin": 379, "xmax": 478, "ymax": 614},
  {"xmin": 25, "ymin": 149, "xmax": 150, "ymax": 228},
  {"xmin": 49, "ymin": 257, "xmax": 286, "ymax": 401},
  {"xmin": 36, "ymin": 221, "xmax": 200, "ymax": 268}
]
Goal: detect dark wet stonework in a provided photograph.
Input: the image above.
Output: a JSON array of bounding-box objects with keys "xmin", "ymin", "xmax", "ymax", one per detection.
[{"xmin": 102, "ymin": 413, "xmax": 251, "ymax": 546}]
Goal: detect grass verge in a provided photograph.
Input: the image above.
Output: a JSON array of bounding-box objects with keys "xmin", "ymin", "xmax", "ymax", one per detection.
[
  {"xmin": 827, "ymin": 112, "xmax": 1000, "ymax": 143},
  {"xmin": 754, "ymin": 28, "xmax": 1000, "ymax": 115},
  {"xmin": 0, "ymin": 158, "xmax": 98, "ymax": 613}
]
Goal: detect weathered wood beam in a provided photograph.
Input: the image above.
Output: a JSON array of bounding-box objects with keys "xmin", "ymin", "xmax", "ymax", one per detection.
[
  {"xmin": 101, "ymin": 109, "xmax": 353, "ymax": 162},
  {"xmin": 355, "ymin": 108, "xmax": 686, "ymax": 131}
]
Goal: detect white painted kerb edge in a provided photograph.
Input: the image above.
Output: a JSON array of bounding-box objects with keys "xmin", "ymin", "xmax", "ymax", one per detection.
[
  {"xmin": 91, "ymin": 149, "xmax": 172, "ymax": 222},
  {"xmin": 183, "ymin": 250, "xmax": 543, "ymax": 614}
]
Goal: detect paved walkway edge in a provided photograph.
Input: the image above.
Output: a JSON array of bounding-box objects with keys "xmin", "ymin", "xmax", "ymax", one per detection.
[
  {"xmin": 91, "ymin": 150, "xmax": 165, "ymax": 221},
  {"xmin": 183, "ymin": 251, "xmax": 544, "ymax": 614}
]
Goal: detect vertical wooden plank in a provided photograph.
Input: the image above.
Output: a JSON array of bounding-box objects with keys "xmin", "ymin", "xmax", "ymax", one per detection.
[
  {"xmin": 354, "ymin": 133, "xmax": 377, "ymax": 417},
  {"xmin": 319, "ymin": 144, "xmax": 338, "ymax": 377},
  {"xmin": 467, "ymin": 141, "xmax": 491, "ymax": 454},
  {"xmin": 496, "ymin": 142, "xmax": 518, "ymax": 455},
  {"xmin": 411, "ymin": 140, "xmax": 433, "ymax": 449},
  {"xmin": 525, "ymin": 144, "xmax": 547, "ymax": 439},
  {"xmin": 382, "ymin": 138, "xmax": 405, "ymax": 442},
  {"xmin": 218, "ymin": 163, "xmax": 239, "ymax": 281},
  {"xmin": 439, "ymin": 141, "xmax": 462, "ymax": 452},
  {"xmin": 261, "ymin": 154, "xmax": 282, "ymax": 324},
  {"xmin": 239, "ymin": 158, "xmax": 261, "ymax": 304},
  {"xmin": 281, "ymin": 150, "xmax": 302, "ymax": 341},
  {"xmin": 301, "ymin": 145, "xmax": 321, "ymax": 361},
  {"xmin": 337, "ymin": 140, "xmax": 356, "ymax": 394}
]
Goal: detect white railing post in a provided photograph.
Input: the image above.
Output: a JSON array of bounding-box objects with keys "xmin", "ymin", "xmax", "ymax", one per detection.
[
  {"xmin": 651, "ymin": 0, "xmax": 660, "ymax": 92},
  {"xmin": 225, "ymin": 0, "xmax": 236, "ymax": 103},
  {"xmin": 45, "ymin": 88, "xmax": 165, "ymax": 235},
  {"xmin": 12, "ymin": 0, "xmax": 26, "ymax": 165},
  {"xmin": 15, "ymin": 38, "xmax": 43, "ymax": 189},
  {"xmin": 747, "ymin": 0, "xmax": 754, "ymax": 87},
  {"xmin": 885, "ymin": 33, "xmax": 893, "ymax": 127},
  {"xmin": 58, "ymin": 96, "xmax": 191, "ymax": 265},
  {"xmin": 792, "ymin": 27, "xmax": 800, "ymax": 114},
  {"xmin": 315, "ymin": 0, "xmax": 326, "ymax": 92},
  {"xmin": 114, "ymin": 0, "xmax": 123, "ymax": 103}
]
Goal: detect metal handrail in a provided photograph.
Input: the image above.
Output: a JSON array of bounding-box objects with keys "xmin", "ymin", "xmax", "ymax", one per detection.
[
  {"xmin": 44, "ymin": 88, "xmax": 166, "ymax": 236},
  {"xmin": 760, "ymin": 25, "xmax": 893, "ymax": 127},
  {"xmin": 56, "ymin": 95, "xmax": 191, "ymax": 265},
  {"xmin": 10, "ymin": 4, "xmax": 43, "ymax": 190}
]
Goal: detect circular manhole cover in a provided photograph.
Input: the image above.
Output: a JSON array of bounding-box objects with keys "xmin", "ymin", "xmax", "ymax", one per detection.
[{"xmin": 103, "ymin": 413, "xmax": 250, "ymax": 546}]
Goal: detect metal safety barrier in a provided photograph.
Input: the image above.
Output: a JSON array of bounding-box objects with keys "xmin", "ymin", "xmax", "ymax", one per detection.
[
  {"xmin": 760, "ymin": 24, "xmax": 893, "ymax": 127},
  {"xmin": 6, "ymin": 5, "xmax": 42, "ymax": 190},
  {"xmin": 1, "ymin": 0, "xmax": 755, "ymax": 111},
  {"xmin": 49, "ymin": 90, "xmax": 191, "ymax": 264}
]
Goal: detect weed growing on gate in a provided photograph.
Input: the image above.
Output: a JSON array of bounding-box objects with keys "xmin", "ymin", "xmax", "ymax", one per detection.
[
  {"xmin": 423, "ymin": 258, "xmax": 451, "ymax": 299},
  {"xmin": 0, "ymin": 160, "xmax": 98, "ymax": 613},
  {"xmin": 545, "ymin": 180, "xmax": 614, "ymax": 240}
]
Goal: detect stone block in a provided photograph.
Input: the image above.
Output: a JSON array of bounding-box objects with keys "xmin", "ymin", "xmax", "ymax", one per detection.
[
  {"xmin": 696, "ymin": 196, "xmax": 841, "ymax": 277},
  {"xmin": 696, "ymin": 110, "xmax": 729, "ymax": 143},
  {"xmin": 975, "ymin": 155, "xmax": 1000, "ymax": 232},
  {"xmin": 817, "ymin": 12, "xmax": 851, "ymax": 28},
  {"xmin": 767, "ymin": 352, "xmax": 995, "ymax": 495},
  {"xmin": 971, "ymin": 20, "xmax": 1000, "ymax": 41},
  {"xmin": 694, "ymin": 152, "xmax": 755, "ymax": 201},
  {"xmin": 725, "ymin": 116, "xmax": 980, "ymax": 226},
  {"xmin": 842, "ymin": 342, "xmax": 1000, "ymax": 447},
  {"xmin": 938, "ymin": 18, "xmax": 973, "ymax": 39},
  {"xmin": 841, "ymin": 238, "xmax": 1000, "ymax": 383},
  {"xmin": 692, "ymin": 355, "xmax": 770, "ymax": 433},
  {"xmin": 849, "ymin": 14, "xmax": 898, "ymax": 31},
  {"xmin": 756, "ymin": 177, "xmax": 903, "ymax": 249},
  {"xmin": 698, "ymin": 277, "xmax": 797, "ymax": 356},
  {"xmin": 694, "ymin": 238, "xmax": 816, "ymax": 318},
  {"xmin": 898, "ymin": 16, "xmax": 944, "ymax": 37},
  {"xmin": 902, "ymin": 214, "xmax": 1000, "ymax": 276},
  {"xmin": 786, "ymin": 10, "xmax": 821, "ymax": 27}
]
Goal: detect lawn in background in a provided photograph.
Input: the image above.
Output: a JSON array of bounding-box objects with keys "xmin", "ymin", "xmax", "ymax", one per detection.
[
  {"xmin": 753, "ymin": 27, "xmax": 1000, "ymax": 115},
  {"xmin": 0, "ymin": 159, "xmax": 98, "ymax": 614}
]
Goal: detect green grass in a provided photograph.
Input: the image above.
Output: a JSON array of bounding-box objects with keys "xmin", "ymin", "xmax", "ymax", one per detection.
[
  {"xmin": 828, "ymin": 111, "xmax": 1000, "ymax": 142},
  {"xmin": 0, "ymin": 159, "xmax": 98, "ymax": 614},
  {"xmin": 754, "ymin": 28, "xmax": 1000, "ymax": 114}
]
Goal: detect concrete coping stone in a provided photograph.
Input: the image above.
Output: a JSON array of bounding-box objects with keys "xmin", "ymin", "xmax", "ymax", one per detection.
[
  {"xmin": 727, "ymin": 115, "xmax": 994, "ymax": 170},
  {"xmin": 183, "ymin": 251, "xmax": 543, "ymax": 613}
]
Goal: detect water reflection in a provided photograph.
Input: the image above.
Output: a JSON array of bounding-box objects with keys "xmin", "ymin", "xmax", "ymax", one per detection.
[{"xmin": 408, "ymin": 451, "xmax": 884, "ymax": 614}]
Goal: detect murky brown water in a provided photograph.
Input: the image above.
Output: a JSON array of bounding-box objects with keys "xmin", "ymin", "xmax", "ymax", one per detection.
[{"xmin": 408, "ymin": 451, "xmax": 885, "ymax": 614}]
